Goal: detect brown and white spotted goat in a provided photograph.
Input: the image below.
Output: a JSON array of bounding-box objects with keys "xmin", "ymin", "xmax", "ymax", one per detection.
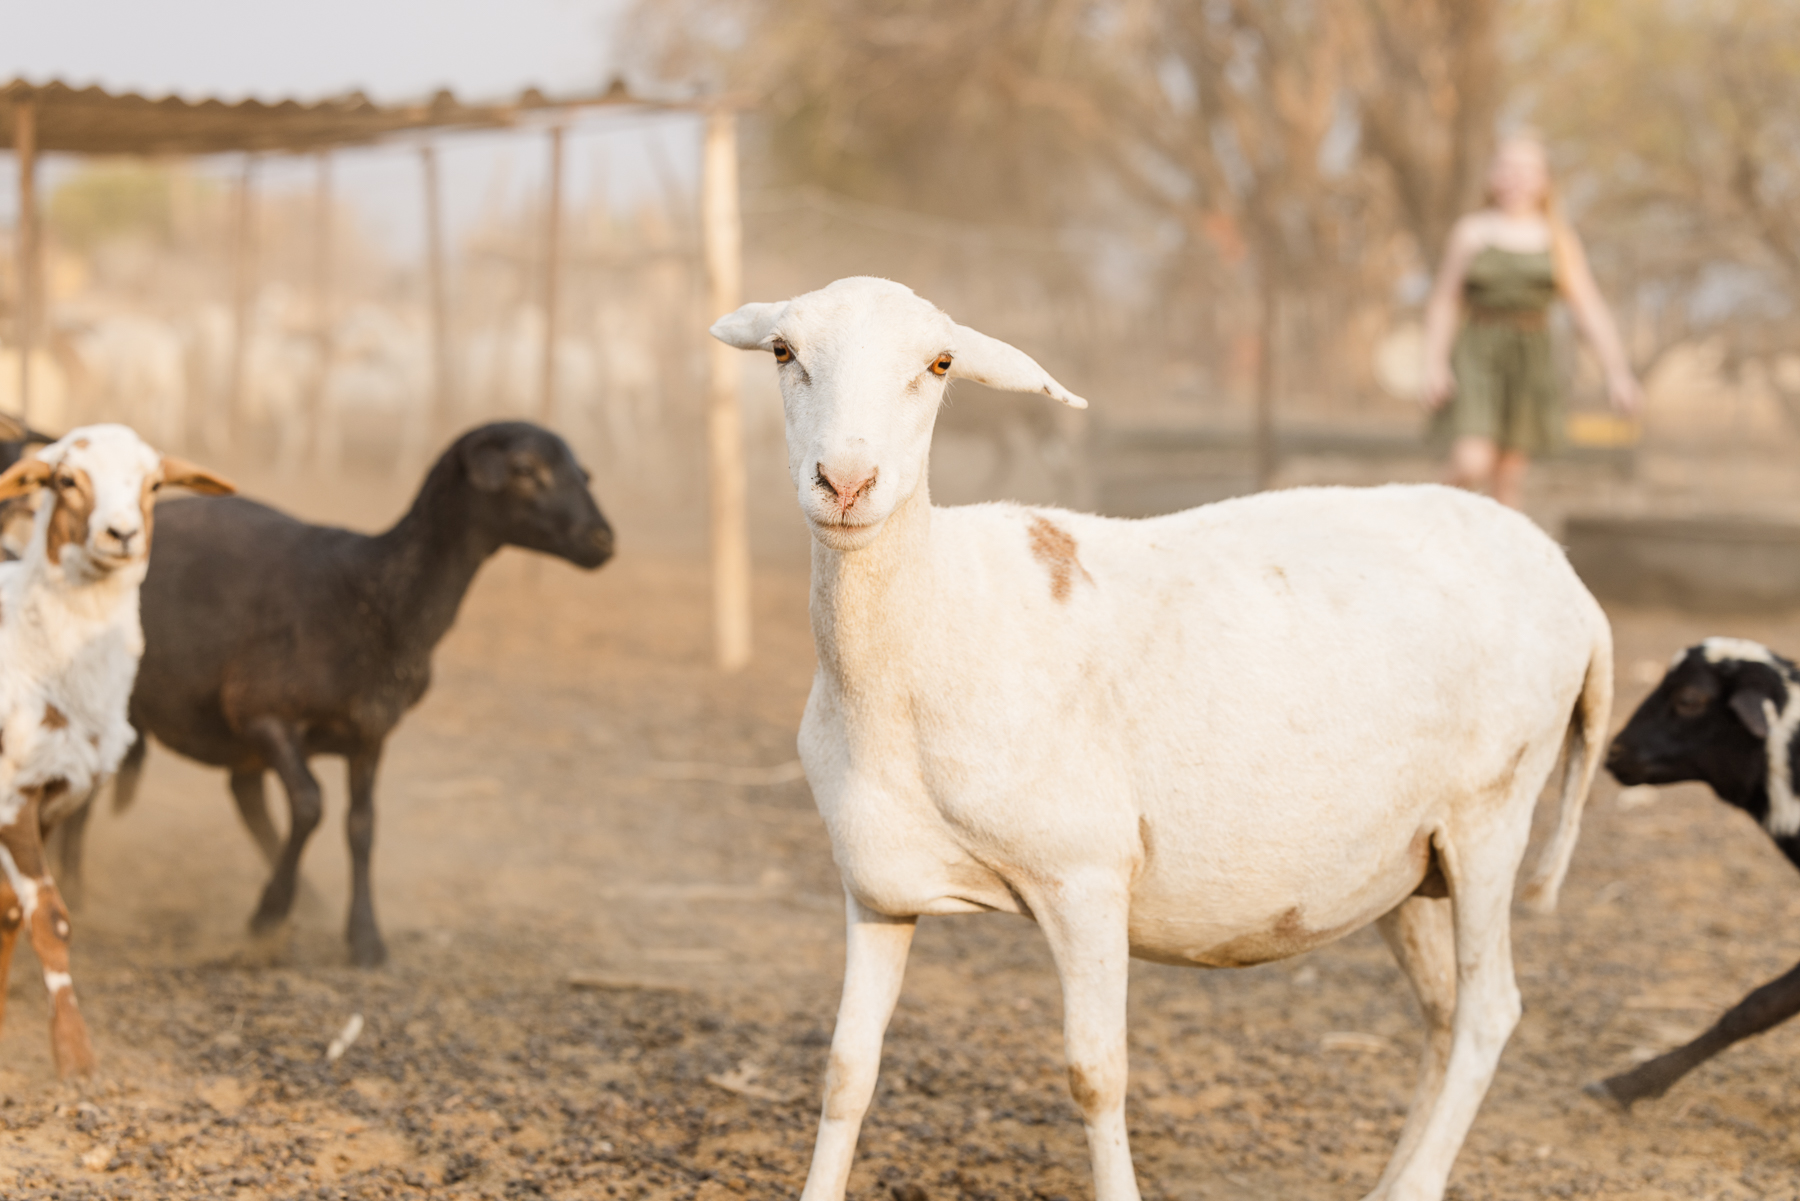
[{"xmin": 0, "ymin": 423, "xmax": 231, "ymax": 1076}]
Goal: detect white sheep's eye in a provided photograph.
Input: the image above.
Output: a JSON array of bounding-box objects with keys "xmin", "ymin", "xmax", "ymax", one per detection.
[
  {"xmin": 772, "ymin": 339, "xmax": 793, "ymax": 364},
  {"xmin": 930, "ymin": 353, "xmax": 953, "ymax": 377}
]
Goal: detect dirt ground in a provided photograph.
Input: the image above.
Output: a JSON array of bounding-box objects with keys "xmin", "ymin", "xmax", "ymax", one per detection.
[{"xmin": 4, "ymin": 475, "xmax": 1800, "ymax": 1200}]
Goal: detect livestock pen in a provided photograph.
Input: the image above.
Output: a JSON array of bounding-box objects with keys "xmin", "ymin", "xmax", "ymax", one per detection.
[
  {"xmin": 1, "ymin": 78, "xmax": 754, "ymax": 670},
  {"xmin": 5, "ymin": 60, "xmax": 1800, "ymax": 1201}
]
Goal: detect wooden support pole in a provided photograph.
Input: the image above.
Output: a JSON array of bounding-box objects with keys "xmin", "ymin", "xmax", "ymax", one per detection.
[
  {"xmin": 13, "ymin": 93, "xmax": 37, "ymax": 426},
  {"xmin": 1253, "ymin": 274, "xmax": 1278, "ymax": 492},
  {"xmin": 702, "ymin": 108, "xmax": 751, "ymax": 672},
  {"xmin": 307, "ymin": 151, "xmax": 334, "ymax": 468},
  {"xmin": 421, "ymin": 143, "xmax": 452, "ymax": 434},
  {"xmin": 538, "ymin": 124, "xmax": 565, "ymax": 423},
  {"xmin": 220, "ymin": 154, "xmax": 258, "ymax": 454}
]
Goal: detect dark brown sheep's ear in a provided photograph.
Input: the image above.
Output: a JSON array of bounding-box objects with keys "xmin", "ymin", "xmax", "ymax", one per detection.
[
  {"xmin": 0, "ymin": 411, "xmax": 27, "ymax": 442},
  {"xmin": 461, "ymin": 438, "xmax": 510, "ymax": 491},
  {"xmin": 0, "ymin": 457, "xmax": 53, "ymax": 501},
  {"xmin": 159, "ymin": 457, "xmax": 236, "ymax": 496}
]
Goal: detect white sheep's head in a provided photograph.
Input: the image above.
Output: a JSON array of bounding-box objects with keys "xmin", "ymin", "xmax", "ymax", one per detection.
[
  {"xmin": 0, "ymin": 424, "xmax": 235, "ymax": 579},
  {"xmin": 712, "ymin": 277, "xmax": 1086, "ymax": 552}
]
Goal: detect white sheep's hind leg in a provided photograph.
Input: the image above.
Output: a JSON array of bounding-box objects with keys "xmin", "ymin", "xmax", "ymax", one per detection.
[
  {"xmin": 1382, "ymin": 824, "xmax": 1531, "ymax": 1201},
  {"xmin": 1036, "ymin": 872, "xmax": 1141, "ymax": 1201},
  {"xmin": 1365, "ymin": 894, "xmax": 1456, "ymax": 1201},
  {"xmin": 799, "ymin": 893, "xmax": 916, "ymax": 1201}
]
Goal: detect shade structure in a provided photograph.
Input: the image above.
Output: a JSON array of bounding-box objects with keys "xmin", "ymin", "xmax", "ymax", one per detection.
[
  {"xmin": 0, "ymin": 78, "xmax": 655, "ymax": 156},
  {"xmin": 2, "ymin": 76, "xmax": 754, "ymax": 672}
]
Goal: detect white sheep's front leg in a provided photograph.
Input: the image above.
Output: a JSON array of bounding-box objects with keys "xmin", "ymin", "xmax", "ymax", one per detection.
[
  {"xmin": 799, "ymin": 892, "xmax": 917, "ymax": 1201},
  {"xmin": 1037, "ymin": 871, "xmax": 1141, "ymax": 1201}
]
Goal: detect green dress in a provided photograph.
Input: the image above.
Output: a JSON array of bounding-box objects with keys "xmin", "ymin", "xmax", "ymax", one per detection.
[{"xmin": 1433, "ymin": 246, "xmax": 1560, "ymax": 455}]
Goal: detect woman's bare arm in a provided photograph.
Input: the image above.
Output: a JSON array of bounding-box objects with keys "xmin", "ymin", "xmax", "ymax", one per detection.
[
  {"xmin": 1421, "ymin": 216, "xmax": 1484, "ymax": 409},
  {"xmin": 1557, "ymin": 227, "xmax": 1643, "ymax": 413}
]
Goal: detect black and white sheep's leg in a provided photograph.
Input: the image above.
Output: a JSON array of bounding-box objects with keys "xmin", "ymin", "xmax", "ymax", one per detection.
[
  {"xmin": 344, "ymin": 744, "xmax": 387, "ymax": 967},
  {"xmin": 244, "ymin": 717, "xmax": 323, "ymax": 935},
  {"xmin": 1590, "ymin": 958, "xmax": 1800, "ymax": 1109}
]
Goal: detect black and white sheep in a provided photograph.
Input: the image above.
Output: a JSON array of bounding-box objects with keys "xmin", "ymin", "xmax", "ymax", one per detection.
[
  {"xmin": 1597, "ymin": 636, "xmax": 1800, "ymax": 1107},
  {"xmin": 58, "ymin": 421, "xmax": 613, "ymax": 967}
]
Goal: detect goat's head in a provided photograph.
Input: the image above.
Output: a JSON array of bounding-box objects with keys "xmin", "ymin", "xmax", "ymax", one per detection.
[
  {"xmin": 711, "ymin": 277, "xmax": 1086, "ymax": 552},
  {"xmin": 457, "ymin": 422, "xmax": 614, "ymax": 569},
  {"xmin": 1607, "ymin": 638, "xmax": 1795, "ymax": 806},
  {"xmin": 0, "ymin": 424, "xmax": 235, "ymax": 579}
]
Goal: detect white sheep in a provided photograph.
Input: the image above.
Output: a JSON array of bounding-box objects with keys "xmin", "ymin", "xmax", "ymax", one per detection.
[
  {"xmin": 0, "ymin": 423, "xmax": 232, "ymax": 1077},
  {"xmin": 711, "ymin": 277, "xmax": 1613, "ymax": 1201}
]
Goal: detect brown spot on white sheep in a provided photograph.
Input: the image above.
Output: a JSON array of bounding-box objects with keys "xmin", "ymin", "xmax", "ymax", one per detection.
[
  {"xmin": 45, "ymin": 467, "xmax": 95, "ymax": 567},
  {"xmin": 1027, "ymin": 514, "xmax": 1091, "ymax": 603},
  {"xmin": 1067, "ymin": 1064, "xmax": 1104, "ymax": 1115},
  {"xmin": 821, "ymin": 1051, "xmax": 860, "ymax": 1119},
  {"xmin": 1190, "ymin": 905, "xmax": 1364, "ymax": 968},
  {"xmin": 42, "ymin": 704, "xmax": 68, "ymax": 731}
]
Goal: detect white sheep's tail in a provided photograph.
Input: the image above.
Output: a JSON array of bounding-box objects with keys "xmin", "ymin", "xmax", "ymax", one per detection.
[{"xmin": 1519, "ymin": 620, "xmax": 1614, "ymax": 916}]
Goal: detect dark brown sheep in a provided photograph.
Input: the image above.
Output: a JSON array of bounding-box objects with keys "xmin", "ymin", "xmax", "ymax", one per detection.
[{"xmin": 59, "ymin": 421, "xmax": 613, "ymax": 966}]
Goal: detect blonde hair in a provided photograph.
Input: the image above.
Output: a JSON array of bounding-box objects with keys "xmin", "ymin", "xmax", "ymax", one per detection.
[{"xmin": 1484, "ymin": 132, "xmax": 1582, "ymax": 295}]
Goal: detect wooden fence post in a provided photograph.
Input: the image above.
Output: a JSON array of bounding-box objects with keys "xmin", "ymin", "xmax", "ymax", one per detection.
[
  {"xmin": 13, "ymin": 92, "xmax": 36, "ymax": 426},
  {"xmin": 538, "ymin": 124, "xmax": 565, "ymax": 423},
  {"xmin": 221, "ymin": 154, "xmax": 258, "ymax": 454},
  {"xmin": 702, "ymin": 108, "xmax": 751, "ymax": 671},
  {"xmin": 421, "ymin": 143, "xmax": 452, "ymax": 435}
]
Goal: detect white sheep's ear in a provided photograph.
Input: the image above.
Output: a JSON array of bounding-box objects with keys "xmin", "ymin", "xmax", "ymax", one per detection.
[
  {"xmin": 948, "ymin": 323, "xmax": 1088, "ymax": 409},
  {"xmin": 709, "ymin": 302, "xmax": 786, "ymax": 350},
  {"xmin": 159, "ymin": 456, "xmax": 236, "ymax": 496}
]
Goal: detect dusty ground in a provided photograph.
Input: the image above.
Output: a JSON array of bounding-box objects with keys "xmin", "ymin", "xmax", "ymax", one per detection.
[{"xmin": 3, "ymin": 474, "xmax": 1800, "ymax": 1200}]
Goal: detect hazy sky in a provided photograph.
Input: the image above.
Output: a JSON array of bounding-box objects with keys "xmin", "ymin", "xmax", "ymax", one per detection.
[
  {"xmin": 5, "ymin": 0, "xmax": 624, "ymax": 102},
  {"xmin": 0, "ymin": 0, "xmax": 702, "ymax": 256}
]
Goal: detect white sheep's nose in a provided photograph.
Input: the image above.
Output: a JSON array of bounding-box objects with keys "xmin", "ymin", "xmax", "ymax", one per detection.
[
  {"xmin": 102, "ymin": 524, "xmax": 140, "ymax": 555},
  {"xmin": 816, "ymin": 462, "xmax": 877, "ymax": 510}
]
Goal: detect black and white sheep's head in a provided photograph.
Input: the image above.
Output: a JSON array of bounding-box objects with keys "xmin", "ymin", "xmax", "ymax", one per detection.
[
  {"xmin": 0, "ymin": 423, "xmax": 234, "ymax": 579},
  {"xmin": 711, "ymin": 277, "xmax": 1087, "ymax": 552},
  {"xmin": 456, "ymin": 421, "xmax": 614, "ymax": 570},
  {"xmin": 1607, "ymin": 638, "xmax": 1795, "ymax": 803}
]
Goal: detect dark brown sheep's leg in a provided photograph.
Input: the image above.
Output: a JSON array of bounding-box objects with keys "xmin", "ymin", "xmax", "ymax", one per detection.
[
  {"xmin": 49, "ymin": 786, "xmax": 102, "ymax": 910},
  {"xmin": 244, "ymin": 718, "xmax": 323, "ymax": 934},
  {"xmin": 111, "ymin": 730, "xmax": 148, "ymax": 814},
  {"xmin": 344, "ymin": 745, "xmax": 387, "ymax": 967},
  {"xmin": 229, "ymin": 769, "xmax": 283, "ymax": 867},
  {"xmin": 1592, "ymin": 959, "xmax": 1800, "ymax": 1108}
]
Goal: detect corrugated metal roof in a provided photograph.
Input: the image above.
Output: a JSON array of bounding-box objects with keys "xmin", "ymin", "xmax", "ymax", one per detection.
[{"xmin": 0, "ymin": 78, "xmax": 658, "ymax": 156}]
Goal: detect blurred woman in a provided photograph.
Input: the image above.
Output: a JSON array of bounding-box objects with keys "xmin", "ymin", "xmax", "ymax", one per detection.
[{"xmin": 1422, "ymin": 133, "xmax": 1641, "ymax": 508}]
